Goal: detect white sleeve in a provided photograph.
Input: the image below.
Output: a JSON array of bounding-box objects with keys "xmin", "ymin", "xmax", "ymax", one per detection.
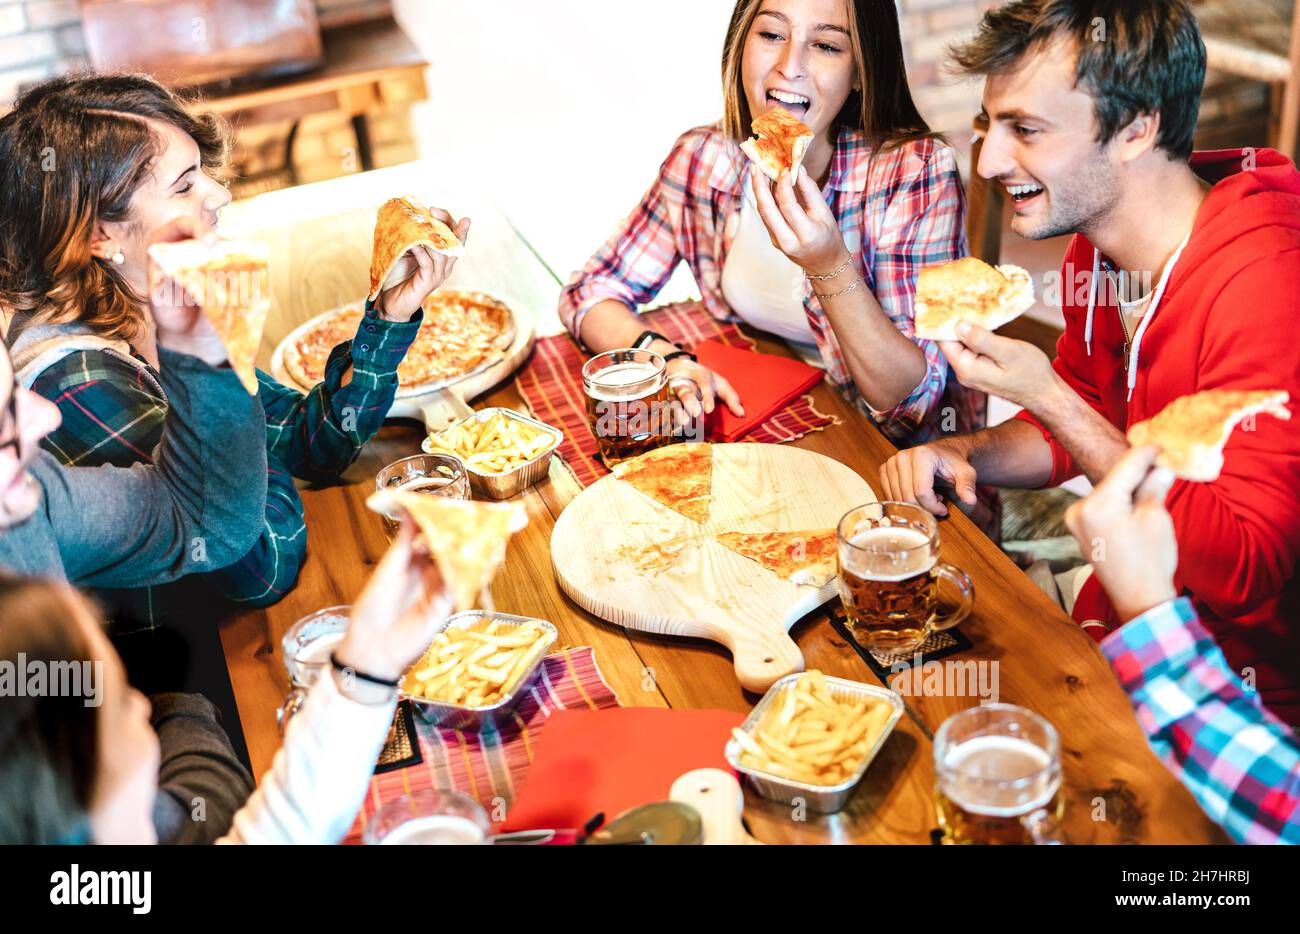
[{"xmin": 217, "ymin": 672, "xmax": 395, "ymax": 845}]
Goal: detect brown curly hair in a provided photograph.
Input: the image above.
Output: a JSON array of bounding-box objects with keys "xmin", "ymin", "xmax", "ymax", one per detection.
[{"xmin": 0, "ymin": 73, "xmax": 231, "ymax": 342}]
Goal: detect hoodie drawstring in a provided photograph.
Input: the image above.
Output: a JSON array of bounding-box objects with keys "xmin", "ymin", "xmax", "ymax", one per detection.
[
  {"xmin": 1125, "ymin": 229, "xmax": 1193, "ymax": 401},
  {"xmin": 1084, "ymin": 248, "xmax": 1100, "ymax": 357}
]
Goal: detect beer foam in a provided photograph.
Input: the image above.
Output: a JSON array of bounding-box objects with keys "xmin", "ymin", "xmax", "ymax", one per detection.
[
  {"xmin": 587, "ymin": 362, "xmax": 662, "ymax": 401},
  {"xmin": 841, "ymin": 525, "xmax": 935, "ymax": 580},
  {"xmin": 940, "ymin": 735, "xmax": 1058, "ymax": 817}
]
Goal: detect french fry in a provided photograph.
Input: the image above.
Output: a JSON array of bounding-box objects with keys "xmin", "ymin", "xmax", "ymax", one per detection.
[
  {"xmin": 735, "ymin": 671, "xmax": 895, "ymax": 786},
  {"xmin": 425, "ymin": 412, "xmax": 557, "ymax": 476}
]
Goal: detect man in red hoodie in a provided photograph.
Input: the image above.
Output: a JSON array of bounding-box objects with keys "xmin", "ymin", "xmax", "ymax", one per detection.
[{"xmin": 880, "ymin": 0, "xmax": 1300, "ymax": 725}]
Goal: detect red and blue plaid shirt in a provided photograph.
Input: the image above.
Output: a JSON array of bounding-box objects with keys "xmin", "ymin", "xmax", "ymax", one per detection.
[
  {"xmin": 558, "ymin": 124, "xmax": 984, "ymax": 445},
  {"xmin": 1102, "ymin": 597, "xmax": 1300, "ymax": 844}
]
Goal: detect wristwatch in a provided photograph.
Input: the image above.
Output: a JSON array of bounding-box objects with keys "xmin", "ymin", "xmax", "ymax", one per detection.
[{"xmin": 632, "ymin": 330, "xmax": 670, "ymax": 352}]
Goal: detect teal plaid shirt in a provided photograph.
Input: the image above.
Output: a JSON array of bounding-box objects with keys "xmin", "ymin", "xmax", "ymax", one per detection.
[{"xmin": 33, "ymin": 303, "xmax": 421, "ymax": 629}]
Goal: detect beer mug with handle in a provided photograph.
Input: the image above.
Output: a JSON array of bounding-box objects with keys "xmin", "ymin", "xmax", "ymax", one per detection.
[
  {"xmin": 934, "ymin": 704, "xmax": 1065, "ymax": 844},
  {"xmin": 836, "ymin": 501, "xmax": 974, "ymax": 654}
]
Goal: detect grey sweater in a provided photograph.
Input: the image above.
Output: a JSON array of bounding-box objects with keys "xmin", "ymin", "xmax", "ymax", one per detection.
[{"xmin": 0, "ymin": 348, "xmax": 267, "ymax": 588}]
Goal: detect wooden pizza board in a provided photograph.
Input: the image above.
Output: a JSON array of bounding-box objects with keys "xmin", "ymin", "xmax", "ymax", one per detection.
[{"xmin": 551, "ymin": 443, "xmax": 877, "ymax": 693}]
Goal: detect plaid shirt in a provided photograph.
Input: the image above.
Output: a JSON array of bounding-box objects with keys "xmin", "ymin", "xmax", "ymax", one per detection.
[
  {"xmin": 32, "ymin": 304, "xmax": 420, "ymax": 627},
  {"xmin": 558, "ymin": 124, "xmax": 983, "ymax": 445},
  {"xmin": 1102, "ymin": 597, "xmax": 1300, "ymax": 844}
]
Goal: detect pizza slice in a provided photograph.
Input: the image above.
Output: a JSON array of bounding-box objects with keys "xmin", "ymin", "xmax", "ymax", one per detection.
[
  {"xmin": 366, "ymin": 490, "xmax": 526, "ymax": 612},
  {"xmin": 368, "ymin": 196, "xmax": 466, "ymax": 301},
  {"xmin": 913, "ymin": 257, "xmax": 1035, "ymax": 341},
  {"xmin": 716, "ymin": 530, "xmax": 837, "ymax": 587},
  {"xmin": 611, "ymin": 442, "xmax": 714, "ymax": 525},
  {"xmin": 740, "ymin": 107, "xmax": 815, "ymax": 182},
  {"xmin": 146, "ymin": 238, "xmax": 272, "ymax": 395},
  {"xmin": 1127, "ymin": 389, "xmax": 1291, "ymax": 481}
]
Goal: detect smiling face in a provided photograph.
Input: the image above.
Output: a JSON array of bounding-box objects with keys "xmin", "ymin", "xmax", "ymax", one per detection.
[
  {"xmin": 0, "ymin": 345, "xmax": 62, "ymax": 529},
  {"xmin": 740, "ymin": 0, "xmax": 857, "ymax": 154},
  {"xmin": 977, "ymin": 39, "xmax": 1123, "ymax": 241},
  {"xmin": 91, "ymin": 118, "xmax": 231, "ymax": 297}
]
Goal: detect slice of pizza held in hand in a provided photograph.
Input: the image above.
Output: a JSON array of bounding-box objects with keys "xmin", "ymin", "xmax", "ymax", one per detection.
[
  {"xmin": 368, "ymin": 196, "xmax": 465, "ymax": 301},
  {"xmin": 611, "ymin": 442, "xmax": 714, "ymax": 525},
  {"xmin": 366, "ymin": 491, "xmax": 526, "ymax": 612},
  {"xmin": 913, "ymin": 257, "xmax": 1035, "ymax": 341},
  {"xmin": 146, "ymin": 238, "xmax": 272, "ymax": 395},
  {"xmin": 716, "ymin": 530, "xmax": 838, "ymax": 587},
  {"xmin": 740, "ymin": 107, "xmax": 815, "ymax": 182},
  {"xmin": 1127, "ymin": 389, "xmax": 1291, "ymax": 482}
]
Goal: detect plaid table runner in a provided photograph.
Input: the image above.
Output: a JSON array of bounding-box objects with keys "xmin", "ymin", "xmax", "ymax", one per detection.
[
  {"xmin": 515, "ymin": 302, "xmax": 837, "ymax": 486},
  {"xmin": 344, "ymin": 647, "xmax": 620, "ymax": 844}
]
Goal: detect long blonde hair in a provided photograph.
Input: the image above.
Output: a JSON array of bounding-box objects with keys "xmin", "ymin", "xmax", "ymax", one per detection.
[{"xmin": 720, "ymin": 0, "xmax": 931, "ymax": 149}]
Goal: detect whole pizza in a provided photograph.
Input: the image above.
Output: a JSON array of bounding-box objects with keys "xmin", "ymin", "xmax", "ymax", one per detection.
[{"xmin": 283, "ymin": 289, "xmax": 514, "ymax": 390}]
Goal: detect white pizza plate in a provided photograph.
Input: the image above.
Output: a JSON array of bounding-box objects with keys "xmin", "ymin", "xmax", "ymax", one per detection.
[{"xmin": 269, "ymin": 289, "xmax": 536, "ymax": 425}]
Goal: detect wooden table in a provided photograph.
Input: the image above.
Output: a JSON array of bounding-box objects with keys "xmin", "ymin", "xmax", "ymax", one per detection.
[{"xmin": 219, "ymin": 165, "xmax": 1227, "ymax": 844}]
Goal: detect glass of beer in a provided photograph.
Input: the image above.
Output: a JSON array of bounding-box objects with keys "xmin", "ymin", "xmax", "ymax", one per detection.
[
  {"xmin": 374, "ymin": 453, "xmax": 471, "ymax": 539},
  {"xmin": 836, "ymin": 501, "xmax": 973, "ymax": 654},
  {"xmin": 363, "ymin": 789, "xmax": 491, "ymax": 845},
  {"xmin": 934, "ymin": 704, "xmax": 1064, "ymax": 845},
  {"xmin": 582, "ymin": 348, "xmax": 673, "ymax": 467}
]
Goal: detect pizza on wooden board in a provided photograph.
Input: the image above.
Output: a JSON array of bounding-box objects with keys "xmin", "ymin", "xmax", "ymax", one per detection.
[
  {"xmin": 913, "ymin": 257, "xmax": 1035, "ymax": 341},
  {"xmin": 1127, "ymin": 389, "xmax": 1291, "ymax": 481},
  {"xmin": 366, "ymin": 490, "xmax": 525, "ymax": 612},
  {"xmin": 281, "ymin": 290, "xmax": 513, "ymax": 391},
  {"xmin": 146, "ymin": 238, "xmax": 271, "ymax": 395},
  {"xmin": 368, "ymin": 196, "xmax": 465, "ymax": 302},
  {"xmin": 715, "ymin": 530, "xmax": 837, "ymax": 587},
  {"xmin": 611, "ymin": 443, "xmax": 714, "ymax": 525},
  {"xmin": 740, "ymin": 107, "xmax": 815, "ymax": 182}
]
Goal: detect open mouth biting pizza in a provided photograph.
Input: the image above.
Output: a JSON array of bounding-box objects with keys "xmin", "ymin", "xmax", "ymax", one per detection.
[
  {"xmin": 366, "ymin": 490, "xmax": 526, "ymax": 613},
  {"xmin": 611, "ymin": 442, "xmax": 714, "ymax": 525},
  {"xmin": 913, "ymin": 257, "xmax": 1035, "ymax": 341},
  {"xmin": 369, "ymin": 196, "xmax": 465, "ymax": 302},
  {"xmin": 281, "ymin": 290, "xmax": 513, "ymax": 392},
  {"xmin": 1127, "ymin": 389, "xmax": 1291, "ymax": 481},
  {"xmin": 740, "ymin": 107, "xmax": 815, "ymax": 183},
  {"xmin": 146, "ymin": 238, "xmax": 271, "ymax": 395},
  {"xmin": 715, "ymin": 530, "xmax": 837, "ymax": 587}
]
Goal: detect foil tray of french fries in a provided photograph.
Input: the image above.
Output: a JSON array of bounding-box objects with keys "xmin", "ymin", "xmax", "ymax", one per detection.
[
  {"xmin": 400, "ymin": 611, "xmax": 558, "ymax": 730},
  {"xmin": 725, "ymin": 671, "xmax": 904, "ymax": 813},
  {"xmin": 422, "ymin": 407, "xmax": 562, "ymax": 499}
]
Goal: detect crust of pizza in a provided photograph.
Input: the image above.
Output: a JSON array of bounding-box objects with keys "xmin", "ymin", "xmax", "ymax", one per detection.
[
  {"xmin": 741, "ymin": 107, "xmax": 814, "ymax": 182},
  {"xmin": 366, "ymin": 490, "xmax": 525, "ymax": 612},
  {"xmin": 146, "ymin": 238, "xmax": 271, "ymax": 394},
  {"xmin": 368, "ymin": 196, "xmax": 465, "ymax": 301},
  {"xmin": 282, "ymin": 290, "xmax": 513, "ymax": 392},
  {"xmin": 914, "ymin": 257, "xmax": 1035, "ymax": 341},
  {"xmin": 1127, "ymin": 389, "xmax": 1291, "ymax": 481},
  {"xmin": 716, "ymin": 530, "xmax": 837, "ymax": 587},
  {"xmin": 612, "ymin": 442, "xmax": 714, "ymax": 525}
]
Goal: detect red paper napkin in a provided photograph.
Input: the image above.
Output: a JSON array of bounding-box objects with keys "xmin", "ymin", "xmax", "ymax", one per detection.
[
  {"xmin": 695, "ymin": 338, "xmax": 826, "ymax": 442},
  {"xmin": 499, "ymin": 707, "xmax": 743, "ymax": 833}
]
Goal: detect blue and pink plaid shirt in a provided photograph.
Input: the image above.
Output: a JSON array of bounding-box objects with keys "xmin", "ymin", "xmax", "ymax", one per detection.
[
  {"xmin": 558, "ymin": 124, "xmax": 984, "ymax": 446},
  {"xmin": 1102, "ymin": 597, "xmax": 1300, "ymax": 844}
]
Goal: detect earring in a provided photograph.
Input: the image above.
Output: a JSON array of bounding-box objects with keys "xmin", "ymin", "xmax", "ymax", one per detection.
[{"xmin": 110, "ymin": 250, "xmax": 125, "ymax": 265}]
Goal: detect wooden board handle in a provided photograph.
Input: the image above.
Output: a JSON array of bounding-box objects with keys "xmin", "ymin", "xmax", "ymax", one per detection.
[
  {"xmin": 718, "ymin": 621, "xmax": 804, "ymax": 694},
  {"xmin": 670, "ymin": 768, "xmax": 760, "ymax": 845}
]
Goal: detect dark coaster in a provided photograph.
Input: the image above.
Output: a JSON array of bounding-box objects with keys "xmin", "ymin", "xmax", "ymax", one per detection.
[
  {"xmin": 825, "ymin": 603, "xmax": 974, "ymax": 682},
  {"xmin": 374, "ymin": 701, "xmax": 422, "ymax": 775}
]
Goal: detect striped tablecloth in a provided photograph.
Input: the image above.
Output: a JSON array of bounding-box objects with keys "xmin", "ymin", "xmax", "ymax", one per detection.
[{"xmin": 514, "ymin": 302, "xmax": 837, "ymax": 486}]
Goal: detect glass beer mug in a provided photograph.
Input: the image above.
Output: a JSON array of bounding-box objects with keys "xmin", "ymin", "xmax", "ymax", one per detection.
[
  {"xmin": 581, "ymin": 348, "xmax": 674, "ymax": 467},
  {"xmin": 278, "ymin": 606, "xmax": 350, "ymax": 731},
  {"xmin": 934, "ymin": 704, "xmax": 1065, "ymax": 845},
  {"xmin": 836, "ymin": 501, "xmax": 974, "ymax": 654}
]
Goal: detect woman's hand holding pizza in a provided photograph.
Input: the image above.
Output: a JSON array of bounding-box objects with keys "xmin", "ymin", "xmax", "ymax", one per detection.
[
  {"xmin": 751, "ymin": 167, "xmax": 853, "ymax": 279},
  {"xmin": 375, "ymin": 207, "xmax": 471, "ymax": 322}
]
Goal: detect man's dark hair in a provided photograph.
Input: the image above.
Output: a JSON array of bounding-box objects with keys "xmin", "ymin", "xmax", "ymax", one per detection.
[{"xmin": 950, "ymin": 0, "xmax": 1206, "ymax": 160}]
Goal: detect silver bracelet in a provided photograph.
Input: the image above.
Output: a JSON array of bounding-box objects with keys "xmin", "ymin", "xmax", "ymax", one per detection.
[
  {"xmin": 805, "ymin": 258, "xmax": 853, "ymax": 281},
  {"xmin": 813, "ymin": 276, "xmax": 862, "ymax": 300}
]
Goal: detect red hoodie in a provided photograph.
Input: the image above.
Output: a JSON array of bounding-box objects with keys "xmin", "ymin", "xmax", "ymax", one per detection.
[{"xmin": 1016, "ymin": 148, "xmax": 1300, "ymax": 726}]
